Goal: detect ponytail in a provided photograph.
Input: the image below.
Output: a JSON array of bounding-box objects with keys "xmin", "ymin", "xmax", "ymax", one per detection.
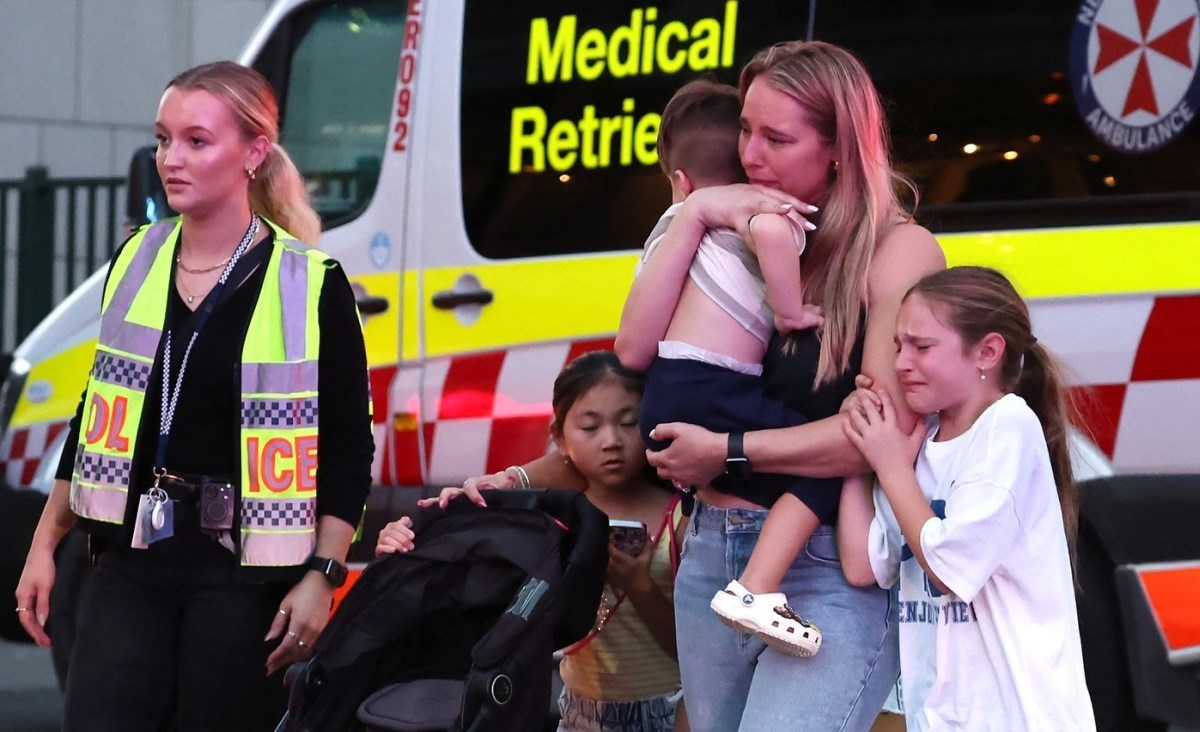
[
  {"xmin": 1016, "ymin": 341, "xmax": 1079, "ymax": 570},
  {"xmin": 167, "ymin": 61, "xmax": 322, "ymax": 245},
  {"xmin": 908, "ymin": 266, "xmax": 1080, "ymax": 574},
  {"xmin": 251, "ymin": 143, "xmax": 321, "ymax": 244}
]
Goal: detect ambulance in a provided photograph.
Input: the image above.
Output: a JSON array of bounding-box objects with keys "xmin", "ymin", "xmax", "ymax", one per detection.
[{"xmin": 1, "ymin": 0, "xmax": 1198, "ymax": 724}]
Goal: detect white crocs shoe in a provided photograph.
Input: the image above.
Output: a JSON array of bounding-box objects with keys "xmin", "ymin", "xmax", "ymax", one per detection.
[{"xmin": 709, "ymin": 580, "xmax": 822, "ymax": 657}]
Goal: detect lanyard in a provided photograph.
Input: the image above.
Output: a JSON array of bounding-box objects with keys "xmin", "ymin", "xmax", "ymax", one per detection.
[{"xmin": 153, "ymin": 215, "xmax": 260, "ymax": 478}]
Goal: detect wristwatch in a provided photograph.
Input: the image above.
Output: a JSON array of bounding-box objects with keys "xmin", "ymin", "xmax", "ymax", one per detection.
[
  {"xmin": 307, "ymin": 555, "xmax": 349, "ymax": 588},
  {"xmin": 724, "ymin": 431, "xmax": 752, "ymax": 481}
]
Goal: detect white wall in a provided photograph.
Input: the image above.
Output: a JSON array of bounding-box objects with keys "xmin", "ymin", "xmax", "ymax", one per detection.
[{"xmin": 0, "ymin": 0, "xmax": 273, "ymax": 180}]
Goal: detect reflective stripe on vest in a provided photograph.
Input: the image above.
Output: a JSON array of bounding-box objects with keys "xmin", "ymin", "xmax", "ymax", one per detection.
[
  {"xmin": 238, "ymin": 237, "xmax": 327, "ymax": 567},
  {"xmin": 70, "ymin": 221, "xmax": 177, "ymax": 524},
  {"xmin": 70, "ymin": 217, "xmax": 329, "ymax": 569}
]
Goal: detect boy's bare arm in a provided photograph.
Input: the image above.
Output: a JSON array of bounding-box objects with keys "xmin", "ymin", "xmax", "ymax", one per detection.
[
  {"xmin": 615, "ymin": 207, "xmax": 707, "ymax": 371},
  {"xmin": 748, "ymin": 214, "xmax": 813, "ymax": 330}
]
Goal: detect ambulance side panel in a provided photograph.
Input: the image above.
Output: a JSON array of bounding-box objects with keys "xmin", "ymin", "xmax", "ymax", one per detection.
[{"xmin": 399, "ymin": 0, "xmax": 806, "ymax": 486}]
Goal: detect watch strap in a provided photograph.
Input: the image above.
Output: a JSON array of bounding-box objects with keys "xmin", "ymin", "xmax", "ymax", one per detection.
[
  {"xmin": 725, "ymin": 431, "xmax": 751, "ymax": 481},
  {"xmin": 728, "ymin": 431, "xmax": 746, "ymax": 461},
  {"xmin": 308, "ymin": 555, "xmax": 348, "ymax": 588}
]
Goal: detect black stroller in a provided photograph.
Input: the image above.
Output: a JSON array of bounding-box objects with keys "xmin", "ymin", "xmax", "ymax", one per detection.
[{"xmin": 281, "ymin": 488, "xmax": 608, "ymax": 732}]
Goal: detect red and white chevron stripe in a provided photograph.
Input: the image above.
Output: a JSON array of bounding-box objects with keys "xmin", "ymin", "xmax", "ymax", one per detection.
[
  {"xmin": 0, "ymin": 420, "xmax": 66, "ymax": 490},
  {"xmin": 4, "ymin": 293, "xmax": 1199, "ymax": 492},
  {"xmin": 1032, "ymin": 293, "xmax": 1200, "ymax": 473}
]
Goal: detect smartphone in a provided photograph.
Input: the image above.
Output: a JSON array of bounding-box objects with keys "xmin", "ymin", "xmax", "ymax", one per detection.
[{"xmin": 609, "ymin": 519, "xmax": 649, "ymax": 557}]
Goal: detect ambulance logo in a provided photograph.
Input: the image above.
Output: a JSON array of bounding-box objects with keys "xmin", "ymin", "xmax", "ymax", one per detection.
[{"xmin": 1071, "ymin": 0, "xmax": 1200, "ymax": 153}]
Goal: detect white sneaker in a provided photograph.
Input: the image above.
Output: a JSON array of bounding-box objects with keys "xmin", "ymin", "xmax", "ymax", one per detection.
[{"xmin": 709, "ymin": 580, "xmax": 822, "ymax": 657}]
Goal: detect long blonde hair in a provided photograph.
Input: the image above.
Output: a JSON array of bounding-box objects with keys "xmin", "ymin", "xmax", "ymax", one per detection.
[
  {"xmin": 739, "ymin": 41, "xmax": 915, "ymax": 384},
  {"xmin": 167, "ymin": 61, "xmax": 321, "ymax": 244}
]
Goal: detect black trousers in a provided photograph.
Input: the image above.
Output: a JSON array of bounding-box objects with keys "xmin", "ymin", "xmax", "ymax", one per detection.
[
  {"xmin": 639, "ymin": 355, "xmax": 842, "ymax": 521},
  {"xmin": 62, "ymin": 537, "xmax": 289, "ymax": 732}
]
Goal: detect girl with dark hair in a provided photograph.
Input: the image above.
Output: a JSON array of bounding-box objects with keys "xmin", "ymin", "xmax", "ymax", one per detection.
[
  {"xmin": 378, "ymin": 352, "xmax": 688, "ymax": 732},
  {"xmin": 843, "ymin": 266, "xmax": 1095, "ymax": 730}
]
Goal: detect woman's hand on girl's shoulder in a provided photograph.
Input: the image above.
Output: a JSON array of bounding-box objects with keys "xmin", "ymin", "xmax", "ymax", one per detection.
[
  {"xmin": 380, "ymin": 468, "xmax": 521, "ymax": 556},
  {"xmin": 375, "ymin": 516, "xmax": 416, "ymax": 556},
  {"xmin": 415, "ymin": 470, "xmax": 514, "ymax": 510}
]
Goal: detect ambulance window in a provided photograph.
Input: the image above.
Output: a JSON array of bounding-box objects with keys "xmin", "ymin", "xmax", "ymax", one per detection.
[
  {"xmin": 459, "ymin": 0, "xmax": 814, "ymax": 259},
  {"xmin": 815, "ymin": 0, "xmax": 1200, "ymax": 231},
  {"xmin": 255, "ymin": 2, "xmax": 404, "ymax": 228}
]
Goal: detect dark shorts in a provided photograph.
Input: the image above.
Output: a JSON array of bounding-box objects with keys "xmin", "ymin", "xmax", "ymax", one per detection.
[{"xmin": 639, "ymin": 356, "xmax": 840, "ymax": 522}]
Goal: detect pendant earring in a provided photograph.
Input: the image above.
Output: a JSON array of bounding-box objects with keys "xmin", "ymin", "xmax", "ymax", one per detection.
[
  {"xmin": 246, "ymin": 167, "xmax": 256, "ymax": 180},
  {"xmin": 979, "ymin": 367, "xmax": 987, "ymax": 381}
]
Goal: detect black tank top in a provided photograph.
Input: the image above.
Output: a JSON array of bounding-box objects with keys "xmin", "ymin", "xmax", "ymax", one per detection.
[
  {"xmin": 721, "ymin": 317, "xmax": 867, "ymax": 520},
  {"xmin": 762, "ymin": 316, "xmax": 866, "ymax": 422}
]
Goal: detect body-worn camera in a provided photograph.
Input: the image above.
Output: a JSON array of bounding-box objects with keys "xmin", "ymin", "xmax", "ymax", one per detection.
[{"xmin": 200, "ymin": 482, "xmax": 235, "ymax": 531}]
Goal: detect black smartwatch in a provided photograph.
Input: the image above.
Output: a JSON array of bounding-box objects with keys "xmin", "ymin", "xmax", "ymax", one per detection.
[
  {"xmin": 724, "ymin": 431, "xmax": 752, "ymax": 481},
  {"xmin": 307, "ymin": 555, "xmax": 349, "ymax": 588}
]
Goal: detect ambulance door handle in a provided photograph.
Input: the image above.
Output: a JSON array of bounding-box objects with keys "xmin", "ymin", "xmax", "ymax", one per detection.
[
  {"xmin": 431, "ymin": 287, "xmax": 493, "ymax": 309},
  {"xmin": 432, "ymin": 274, "xmax": 493, "ymax": 327},
  {"xmin": 356, "ymin": 295, "xmax": 389, "ymax": 315}
]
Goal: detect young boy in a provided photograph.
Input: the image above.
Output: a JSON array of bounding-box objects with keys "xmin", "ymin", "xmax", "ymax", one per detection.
[{"xmin": 631, "ymin": 79, "xmax": 844, "ymax": 657}]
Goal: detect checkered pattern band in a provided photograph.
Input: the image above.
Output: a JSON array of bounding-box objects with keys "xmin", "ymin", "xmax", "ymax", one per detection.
[
  {"xmin": 379, "ymin": 296, "xmax": 1200, "ymax": 486},
  {"xmin": 93, "ymin": 352, "xmax": 153, "ymax": 391},
  {"xmin": 7, "ymin": 294, "xmax": 1200, "ymax": 491},
  {"xmin": 0, "ymin": 422, "xmax": 67, "ymax": 486},
  {"xmin": 241, "ymin": 498, "xmax": 316, "ymax": 528},
  {"xmin": 382, "ymin": 338, "xmax": 614, "ymax": 486},
  {"xmin": 75, "ymin": 449, "xmax": 133, "ymax": 487},
  {"xmin": 241, "ymin": 398, "xmax": 319, "ymax": 428}
]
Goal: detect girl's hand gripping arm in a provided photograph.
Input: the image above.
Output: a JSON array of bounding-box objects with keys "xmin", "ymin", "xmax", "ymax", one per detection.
[{"xmin": 843, "ymin": 389, "xmax": 947, "ymax": 594}]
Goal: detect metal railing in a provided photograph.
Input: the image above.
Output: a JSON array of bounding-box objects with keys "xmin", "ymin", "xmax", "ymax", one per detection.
[{"xmin": 0, "ymin": 167, "xmax": 126, "ymax": 353}]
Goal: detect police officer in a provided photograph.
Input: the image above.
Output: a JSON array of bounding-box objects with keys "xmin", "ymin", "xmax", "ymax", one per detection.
[{"xmin": 15, "ymin": 61, "xmax": 373, "ymax": 731}]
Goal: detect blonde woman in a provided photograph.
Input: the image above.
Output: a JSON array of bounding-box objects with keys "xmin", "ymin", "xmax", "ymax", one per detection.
[
  {"xmin": 15, "ymin": 61, "xmax": 371, "ymax": 730},
  {"xmin": 615, "ymin": 41, "xmax": 945, "ymax": 731}
]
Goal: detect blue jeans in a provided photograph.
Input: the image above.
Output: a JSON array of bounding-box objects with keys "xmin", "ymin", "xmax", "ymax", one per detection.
[{"xmin": 676, "ymin": 501, "xmax": 899, "ymax": 732}]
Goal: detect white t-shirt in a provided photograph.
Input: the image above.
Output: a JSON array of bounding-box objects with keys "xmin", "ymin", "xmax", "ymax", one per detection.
[{"xmin": 869, "ymin": 394, "xmax": 1096, "ymax": 731}]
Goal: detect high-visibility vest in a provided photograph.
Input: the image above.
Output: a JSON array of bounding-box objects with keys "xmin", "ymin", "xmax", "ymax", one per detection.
[{"xmin": 69, "ymin": 216, "xmax": 331, "ymax": 569}]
